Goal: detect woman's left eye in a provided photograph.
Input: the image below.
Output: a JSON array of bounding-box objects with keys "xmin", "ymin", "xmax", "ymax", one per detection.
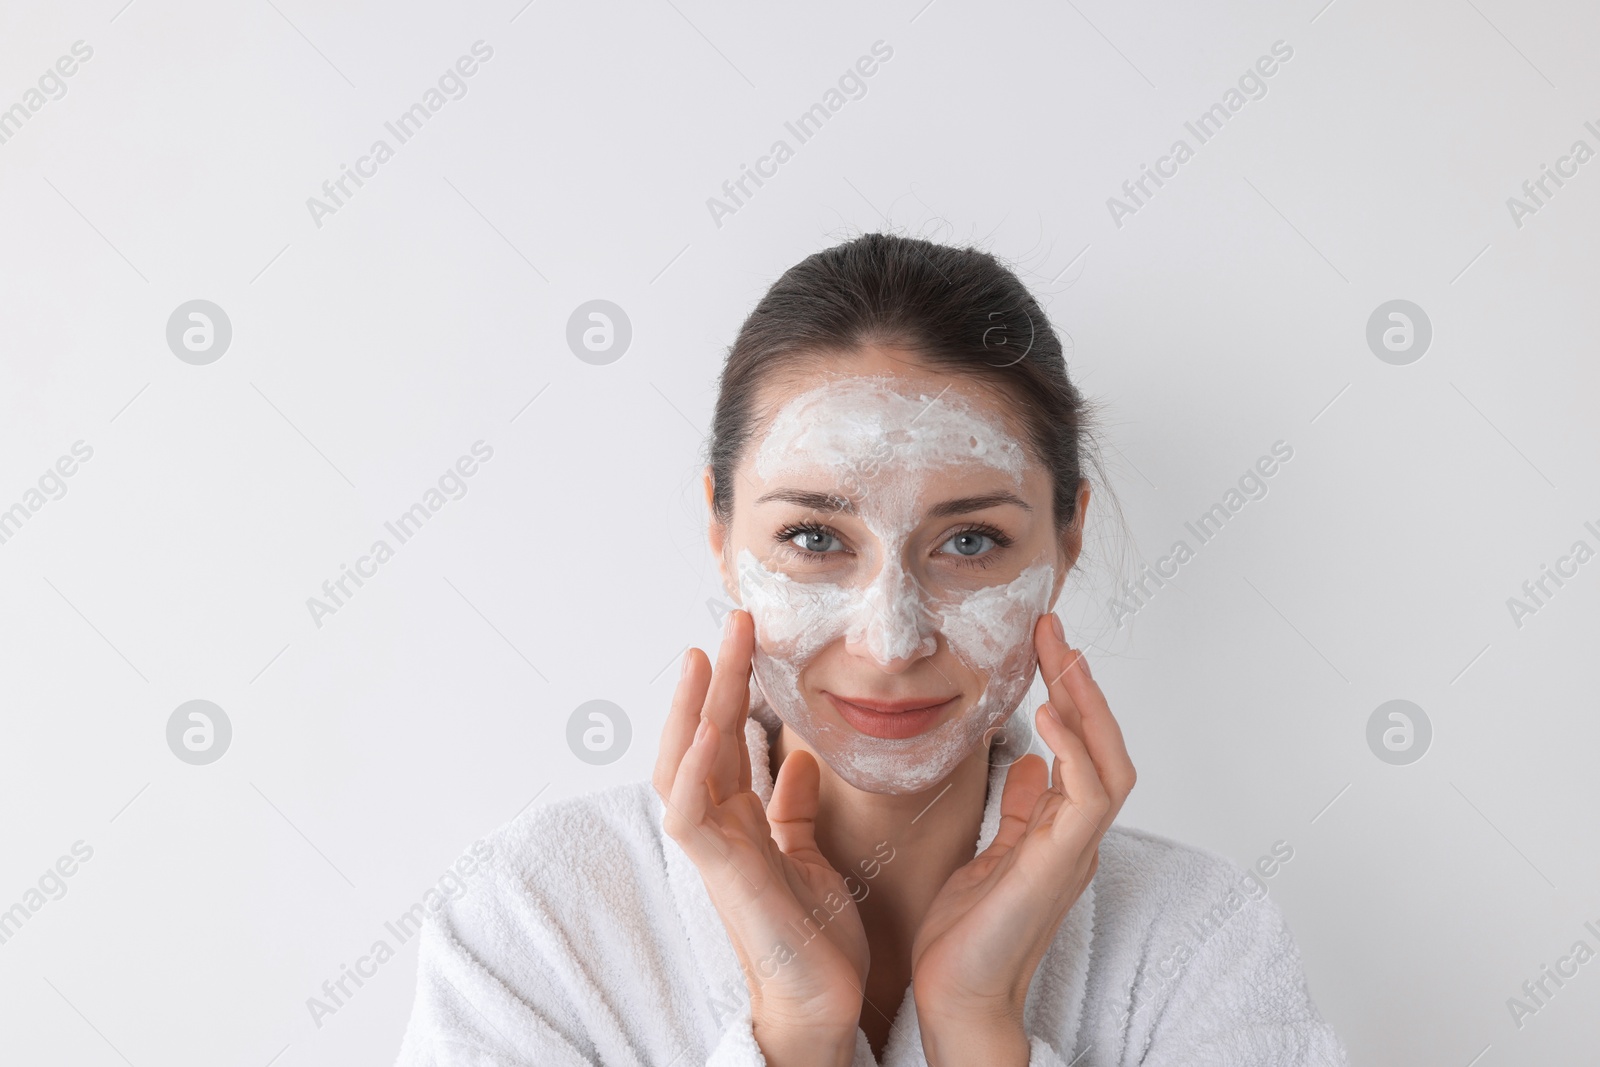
[{"xmin": 938, "ymin": 529, "xmax": 1000, "ymax": 560}]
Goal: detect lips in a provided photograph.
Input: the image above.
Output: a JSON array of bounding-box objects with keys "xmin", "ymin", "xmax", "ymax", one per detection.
[{"xmin": 825, "ymin": 692, "xmax": 957, "ymax": 740}]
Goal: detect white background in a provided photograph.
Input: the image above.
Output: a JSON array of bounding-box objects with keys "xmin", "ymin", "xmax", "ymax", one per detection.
[{"xmin": 1, "ymin": 0, "xmax": 1597, "ymax": 1064}]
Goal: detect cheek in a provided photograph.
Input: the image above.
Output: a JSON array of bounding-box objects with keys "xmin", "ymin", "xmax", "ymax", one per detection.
[
  {"xmin": 736, "ymin": 549, "xmax": 856, "ymax": 662},
  {"xmin": 938, "ymin": 561, "xmax": 1055, "ymax": 677}
]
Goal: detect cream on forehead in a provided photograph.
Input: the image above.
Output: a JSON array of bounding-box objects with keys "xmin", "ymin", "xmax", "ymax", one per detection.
[{"xmin": 754, "ymin": 375, "xmax": 1027, "ymax": 484}]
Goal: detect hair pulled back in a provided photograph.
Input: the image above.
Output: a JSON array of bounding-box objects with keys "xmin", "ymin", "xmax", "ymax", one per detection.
[{"xmin": 708, "ymin": 232, "xmax": 1095, "ymax": 535}]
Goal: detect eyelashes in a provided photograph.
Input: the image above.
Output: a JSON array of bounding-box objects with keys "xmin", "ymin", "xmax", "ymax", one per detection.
[
  {"xmin": 774, "ymin": 522, "xmax": 843, "ymax": 557},
  {"xmin": 772, "ymin": 521, "xmax": 1015, "ymax": 570}
]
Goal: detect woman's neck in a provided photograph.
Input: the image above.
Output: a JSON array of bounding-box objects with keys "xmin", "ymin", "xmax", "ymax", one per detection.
[{"xmin": 770, "ymin": 725, "xmax": 994, "ymax": 960}]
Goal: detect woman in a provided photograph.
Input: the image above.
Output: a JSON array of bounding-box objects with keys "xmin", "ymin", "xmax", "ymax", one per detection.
[{"xmin": 395, "ymin": 234, "xmax": 1348, "ymax": 1065}]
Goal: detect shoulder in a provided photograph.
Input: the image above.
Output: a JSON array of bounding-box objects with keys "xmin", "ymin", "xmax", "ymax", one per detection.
[
  {"xmin": 1096, "ymin": 823, "xmax": 1280, "ymax": 898},
  {"xmin": 1080, "ymin": 826, "xmax": 1344, "ymax": 1061},
  {"xmin": 1089, "ymin": 822, "xmax": 1301, "ymax": 959},
  {"xmin": 473, "ymin": 777, "xmax": 670, "ymax": 914},
  {"xmin": 424, "ymin": 776, "xmax": 679, "ymax": 971},
  {"xmin": 487, "ymin": 778, "xmax": 666, "ymax": 879},
  {"xmin": 395, "ymin": 781, "xmax": 709, "ymax": 1062}
]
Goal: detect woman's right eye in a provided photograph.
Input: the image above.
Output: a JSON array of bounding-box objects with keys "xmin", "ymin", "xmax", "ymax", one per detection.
[{"xmin": 779, "ymin": 525, "xmax": 844, "ymax": 555}]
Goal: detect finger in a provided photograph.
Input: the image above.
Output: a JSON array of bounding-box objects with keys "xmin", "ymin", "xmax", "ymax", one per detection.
[
  {"xmin": 737, "ymin": 676, "xmax": 754, "ymax": 795},
  {"xmin": 704, "ymin": 610, "xmax": 755, "ymax": 804},
  {"xmin": 663, "ymin": 716, "xmax": 720, "ymax": 858},
  {"xmin": 1034, "ymin": 615, "xmax": 1084, "ymax": 735},
  {"xmin": 1036, "ymin": 620, "xmax": 1137, "ymax": 809},
  {"xmin": 767, "ymin": 748, "xmax": 824, "ymax": 862},
  {"xmin": 1034, "ymin": 701, "xmax": 1112, "ymax": 843},
  {"xmin": 653, "ymin": 646, "xmax": 710, "ymax": 799},
  {"xmin": 666, "ymin": 716, "xmax": 766, "ymax": 898},
  {"xmin": 984, "ymin": 751, "xmax": 1049, "ymax": 855}
]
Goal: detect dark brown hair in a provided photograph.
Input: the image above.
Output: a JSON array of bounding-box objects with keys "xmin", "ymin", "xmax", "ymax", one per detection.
[{"xmin": 708, "ymin": 232, "xmax": 1099, "ymax": 534}]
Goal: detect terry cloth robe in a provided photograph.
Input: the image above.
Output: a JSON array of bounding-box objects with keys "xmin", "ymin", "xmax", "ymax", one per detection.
[{"xmin": 394, "ymin": 698, "xmax": 1349, "ymax": 1066}]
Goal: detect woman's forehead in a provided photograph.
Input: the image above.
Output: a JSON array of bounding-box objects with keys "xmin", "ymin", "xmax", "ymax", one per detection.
[{"xmin": 746, "ymin": 370, "xmax": 1030, "ymax": 479}]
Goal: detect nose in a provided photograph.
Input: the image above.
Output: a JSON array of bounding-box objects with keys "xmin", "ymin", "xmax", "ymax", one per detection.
[{"xmin": 844, "ymin": 559, "xmax": 938, "ymax": 672}]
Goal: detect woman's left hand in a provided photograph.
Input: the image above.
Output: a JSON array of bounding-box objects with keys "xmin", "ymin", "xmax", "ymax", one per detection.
[{"xmin": 910, "ymin": 615, "xmax": 1136, "ymax": 1066}]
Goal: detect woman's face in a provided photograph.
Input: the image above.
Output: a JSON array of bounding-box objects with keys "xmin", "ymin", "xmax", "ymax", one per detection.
[{"xmin": 708, "ymin": 347, "xmax": 1079, "ymax": 795}]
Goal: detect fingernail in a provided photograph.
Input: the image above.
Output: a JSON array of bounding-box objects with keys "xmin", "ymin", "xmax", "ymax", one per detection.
[
  {"xmin": 723, "ymin": 609, "xmax": 736, "ymax": 641},
  {"xmin": 680, "ymin": 649, "xmax": 693, "ymax": 679},
  {"xmin": 1049, "ymin": 614, "xmax": 1065, "ymax": 643},
  {"xmin": 1077, "ymin": 651, "xmax": 1093, "ymax": 679},
  {"xmin": 1044, "ymin": 701, "xmax": 1062, "ymax": 725},
  {"xmin": 695, "ymin": 717, "xmax": 712, "ymax": 744}
]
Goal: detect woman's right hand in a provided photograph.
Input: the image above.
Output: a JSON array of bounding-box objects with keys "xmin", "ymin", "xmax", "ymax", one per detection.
[{"xmin": 653, "ymin": 609, "xmax": 868, "ymax": 1067}]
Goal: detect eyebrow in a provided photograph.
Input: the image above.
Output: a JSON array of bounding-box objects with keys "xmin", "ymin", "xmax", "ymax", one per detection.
[{"xmin": 754, "ymin": 488, "xmax": 1031, "ymax": 517}]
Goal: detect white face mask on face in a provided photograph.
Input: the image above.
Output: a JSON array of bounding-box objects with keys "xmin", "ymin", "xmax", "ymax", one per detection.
[{"xmin": 734, "ymin": 375, "xmax": 1055, "ymax": 794}]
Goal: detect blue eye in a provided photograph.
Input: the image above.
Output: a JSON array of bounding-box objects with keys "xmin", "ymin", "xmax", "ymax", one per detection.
[
  {"xmin": 941, "ymin": 531, "xmax": 995, "ymax": 557},
  {"xmin": 780, "ymin": 525, "xmax": 844, "ymax": 555},
  {"xmin": 936, "ymin": 523, "xmax": 1014, "ymax": 568}
]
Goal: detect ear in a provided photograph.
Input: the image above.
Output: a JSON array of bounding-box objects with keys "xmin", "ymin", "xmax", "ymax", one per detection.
[
  {"xmin": 1048, "ymin": 479, "xmax": 1091, "ymax": 611},
  {"xmin": 704, "ymin": 466, "xmax": 736, "ymax": 601}
]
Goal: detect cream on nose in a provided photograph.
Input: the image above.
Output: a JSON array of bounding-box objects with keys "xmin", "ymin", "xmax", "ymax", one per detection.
[{"xmin": 845, "ymin": 558, "xmax": 938, "ymax": 668}]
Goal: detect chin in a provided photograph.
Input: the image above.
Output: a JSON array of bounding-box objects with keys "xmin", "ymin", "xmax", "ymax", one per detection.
[{"xmin": 829, "ymin": 760, "xmax": 956, "ymax": 796}]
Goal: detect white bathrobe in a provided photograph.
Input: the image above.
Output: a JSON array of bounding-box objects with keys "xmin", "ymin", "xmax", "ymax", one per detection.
[{"xmin": 394, "ymin": 708, "xmax": 1348, "ymax": 1066}]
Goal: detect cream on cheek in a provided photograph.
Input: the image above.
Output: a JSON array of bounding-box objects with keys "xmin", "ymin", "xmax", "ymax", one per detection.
[{"xmin": 733, "ymin": 376, "xmax": 1055, "ymax": 795}]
